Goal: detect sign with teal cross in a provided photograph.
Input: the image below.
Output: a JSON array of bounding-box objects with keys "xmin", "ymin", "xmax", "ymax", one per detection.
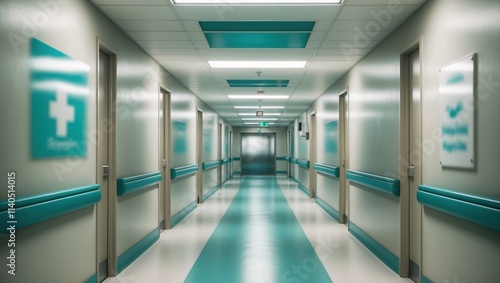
[{"xmin": 30, "ymin": 38, "xmax": 89, "ymax": 158}]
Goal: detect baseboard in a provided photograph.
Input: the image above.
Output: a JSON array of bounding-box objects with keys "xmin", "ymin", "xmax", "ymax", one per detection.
[
  {"xmin": 290, "ymin": 176, "xmax": 309, "ymax": 196},
  {"xmin": 203, "ymin": 185, "xmax": 219, "ymax": 202},
  {"xmin": 98, "ymin": 259, "xmax": 107, "ymax": 282},
  {"xmin": 315, "ymin": 196, "xmax": 340, "ymax": 222},
  {"xmin": 421, "ymin": 275, "xmax": 433, "ymax": 283},
  {"xmin": 171, "ymin": 201, "xmax": 197, "ymax": 228},
  {"xmin": 117, "ymin": 227, "xmax": 160, "ymax": 273},
  {"xmin": 410, "ymin": 260, "xmax": 420, "ymax": 283},
  {"xmin": 348, "ymin": 221, "xmax": 400, "ymax": 274},
  {"xmin": 83, "ymin": 273, "xmax": 97, "ymax": 283}
]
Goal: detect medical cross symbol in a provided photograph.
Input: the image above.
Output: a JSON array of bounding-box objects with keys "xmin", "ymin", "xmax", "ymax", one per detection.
[{"xmin": 50, "ymin": 89, "xmax": 75, "ymax": 137}]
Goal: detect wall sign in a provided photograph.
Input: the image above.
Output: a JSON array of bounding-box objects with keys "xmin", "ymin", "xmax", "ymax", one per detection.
[
  {"xmin": 173, "ymin": 120, "xmax": 187, "ymax": 153},
  {"xmin": 324, "ymin": 120, "xmax": 338, "ymax": 154},
  {"xmin": 439, "ymin": 54, "xmax": 476, "ymax": 169},
  {"xmin": 31, "ymin": 38, "xmax": 89, "ymax": 158}
]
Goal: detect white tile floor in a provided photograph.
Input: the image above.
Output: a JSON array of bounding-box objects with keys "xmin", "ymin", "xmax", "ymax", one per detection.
[{"xmin": 104, "ymin": 177, "xmax": 414, "ymax": 283}]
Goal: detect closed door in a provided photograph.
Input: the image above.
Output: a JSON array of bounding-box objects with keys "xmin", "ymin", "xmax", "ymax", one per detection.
[{"xmin": 241, "ymin": 133, "xmax": 276, "ymax": 175}]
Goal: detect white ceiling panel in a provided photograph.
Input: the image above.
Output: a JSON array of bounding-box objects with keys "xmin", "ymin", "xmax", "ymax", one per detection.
[
  {"xmin": 89, "ymin": 0, "xmax": 427, "ymax": 127},
  {"xmin": 116, "ymin": 21, "xmax": 184, "ymax": 32},
  {"xmin": 98, "ymin": 6, "xmax": 177, "ymax": 20}
]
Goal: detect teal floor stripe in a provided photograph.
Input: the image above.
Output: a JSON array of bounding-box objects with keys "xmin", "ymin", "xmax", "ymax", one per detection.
[
  {"xmin": 117, "ymin": 228, "xmax": 159, "ymax": 273},
  {"xmin": 185, "ymin": 177, "xmax": 332, "ymax": 283}
]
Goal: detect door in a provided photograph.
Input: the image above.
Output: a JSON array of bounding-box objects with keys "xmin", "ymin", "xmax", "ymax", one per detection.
[
  {"xmin": 160, "ymin": 88, "xmax": 171, "ymax": 229},
  {"xmin": 97, "ymin": 47, "xmax": 117, "ymax": 280},
  {"xmin": 241, "ymin": 133, "xmax": 276, "ymax": 175},
  {"xmin": 217, "ymin": 123, "xmax": 222, "ymax": 187},
  {"xmin": 339, "ymin": 91, "xmax": 348, "ymax": 224},
  {"xmin": 400, "ymin": 44, "xmax": 422, "ymax": 280}
]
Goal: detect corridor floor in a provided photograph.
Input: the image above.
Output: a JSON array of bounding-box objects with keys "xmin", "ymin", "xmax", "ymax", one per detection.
[{"xmin": 104, "ymin": 176, "xmax": 413, "ymax": 283}]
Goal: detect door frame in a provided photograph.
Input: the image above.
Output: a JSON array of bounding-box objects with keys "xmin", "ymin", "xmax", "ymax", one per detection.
[
  {"xmin": 339, "ymin": 90, "xmax": 349, "ymax": 225},
  {"xmin": 309, "ymin": 111, "xmax": 317, "ymax": 198},
  {"xmin": 96, "ymin": 39, "xmax": 117, "ymax": 279},
  {"xmin": 196, "ymin": 109, "xmax": 203, "ymax": 203},
  {"xmin": 159, "ymin": 87, "xmax": 171, "ymax": 230},
  {"xmin": 399, "ymin": 36, "xmax": 423, "ymax": 279},
  {"xmin": 217, "ymin": 122, "xmax": 222, "ymax": 187}
]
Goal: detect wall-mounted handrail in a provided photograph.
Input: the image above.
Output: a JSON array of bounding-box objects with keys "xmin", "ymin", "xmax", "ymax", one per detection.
[
  {"xmin": 232, "ymin": 157, "xmax": 241, "ymax": 161},
  {"xmin": 0, "ymin": 184, "xmax": 101, "ymax": 233},
  {"xmin": 346, "ymin": 169, "xmax": 400, "ymax": 197},
  {"xmin": 276, "ymin": 156, "xmax": 288, "ymax": 161},
  {"xmin": 417, "ymin": 185, "xmax": 500, "ymax": 231},
  {"xmin": 313, "ymin": 163, "xmax": 340, "ymax": 178},
  {"xmin": 221, "ymin": 158, "xmax": 230, "ymax": 165},
  {"xmin": 202, "ymin": 160, "xmax": 220, "ymax": 170},
  {"xmin": 117, "ymin": 171, "xmax": 162, "ymax": 196},
  {"xmin": 295, "ymin": 158, "xmax": 310, "ymax": 169},
  {"xmin": 290, "ymin": 158, "xmax": 297, "ymax": 164},
  {"xmin": 171, "ymin": 164, "xmax": 199, "ymax": 179}
]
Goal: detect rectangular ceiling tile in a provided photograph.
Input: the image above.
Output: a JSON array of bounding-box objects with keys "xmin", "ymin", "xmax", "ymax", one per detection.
[
  {"xmin": 227, "ymin": 80, "xmax": 290, "ymax": 87},
  {"xmin": 199, "ymin": 21, "xmax": 315, "ymax": 32},
  {"xmin": 128, "ymin": 32, "xmax": 190, "ymax": 41},
  {"xmin": 137, "ymin": 40, "xmax": 195, "ymax": 48},
  {"xmin": 204, "ymin": 33, "xmax": 311, "ymax": 48},
  {"xmin": 98, "ymin": 6, "xmax": 177, "ymax": 21}
]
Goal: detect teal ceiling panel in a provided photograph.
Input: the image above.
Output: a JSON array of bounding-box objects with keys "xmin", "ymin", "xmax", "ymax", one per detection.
[
  {"xmin": 205, "ymin": 33, "xmax": 311, "ymax": 48},
  {"xmin": 199, "ymin": 21, "xmax": 315, "ymax": 32},
  {"xmin": 227, "ymin": 80, "xmax": 290, "ymax": 87}
]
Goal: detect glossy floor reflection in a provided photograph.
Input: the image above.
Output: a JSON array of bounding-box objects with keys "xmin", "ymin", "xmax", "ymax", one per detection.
[{"xmin": 104, "ymin": 177, "xmax": 413, "ymax": 283}]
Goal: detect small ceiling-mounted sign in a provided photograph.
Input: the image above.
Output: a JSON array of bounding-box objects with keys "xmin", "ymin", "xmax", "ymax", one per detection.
[{"xmin": 256, "ymin": 110, "xmax": 264, "ymax": 116}]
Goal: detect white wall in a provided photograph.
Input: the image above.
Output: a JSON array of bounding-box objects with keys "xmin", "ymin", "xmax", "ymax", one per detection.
[
  {"xmin": 306, "ymin": 0, "xmax": 500, "ymax": 281},
  {"xmin": 0, "ymin": 0, "xmax": 230, "ymax": 281}
]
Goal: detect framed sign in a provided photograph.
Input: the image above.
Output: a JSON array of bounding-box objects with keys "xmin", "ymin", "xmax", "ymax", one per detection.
[
  {"xmin": 31, "ymin": 38, "xmax": 89, "ymax": 158},
  {"xmin": 439, "ymin": 54, "xmax": 476, "ymax": 169}
]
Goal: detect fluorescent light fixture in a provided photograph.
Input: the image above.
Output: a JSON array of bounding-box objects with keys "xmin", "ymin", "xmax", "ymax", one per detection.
[
  {"xmin": 209, "ymin": 61, "xmax": 307, "ymax": 69},
  {"xmin": 174, "ymin": 0, "xmax": 341, "ymax": 4},
  {"xmin": 234, "ymin": 106, "xmax": 285, "ymax": 109},
  {"xmin": 244, "ymin": 122, "xmax": 276, "ymax": 125},
  {"xmin": 238, "ymin": 113, "xmax": 281, "ymax": 116},
  {"xmin": 241, "ymin": 118, "xmax": 278, "ymax": 121},
  {"xmin": 228, "ymin": 95, "xmax": 289, "ymax": 99}
]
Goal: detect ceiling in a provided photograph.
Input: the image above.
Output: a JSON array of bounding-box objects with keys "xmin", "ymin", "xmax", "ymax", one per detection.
[{"xmin": 89, "ymin": 0, "xmax": 426, "ymax": 127}]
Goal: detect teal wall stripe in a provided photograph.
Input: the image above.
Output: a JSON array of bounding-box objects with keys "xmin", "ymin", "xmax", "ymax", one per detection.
[
  {"xmin": 348, "ymin": 221, "xmax": 400, "ymax": 274},
  {"xmin": 234, "ymin": 171, "xmax": 241, "ymax": 175},
  {"xmin": 0, "ymin": 185, "xmax": 100, "ymax": 234},
  {"xmin": 421, "ymin": 275, "xmax": 433, "ymax": 283},
  {"xmin": 199, "ymin": 21, "xmax": 315, "ymax": 32},
  {"xmin": 202, "ymin": 160, "xmax": 220, "ymax": 170},
  {"xmin": 117, "ymin": 171, "xmax": 162, "ymax": 196},
  {"xmin": 82, "ymin": 273, "xmax": 97, "ymax": 283},
  {"xmin": 184, "ymin": 177, "xmax": 331, "ymax": 283},
  {"xmin": 204, "ymin": 32, "xmax": 311, "ymax": 48},
  {"xmin": 417, "ymin": 185, "xmax": 500, "ymax": 231},
  {"xmin": 316, "ymin": 196, "xmax": 340, "ymax": 222},
  {"xmin": 117, "ymin": 228, "xmax": 160, "ymax": 273},
  {"xmin": 276, "ymin": 170, "xmax": 288, "ymax": 174},
  {"xmin": 313, "ymin": 163, "xmax": 340, "ymax": 178},
  {"xmin": 290, "ymin": 176, "xmax": 309, "ymax": 196},
  {"xmin": 346, "ymin": 169, "xmax": 400, "ymax": 197},
  {"xmin": 171, "ymin": 164, "xmax": 199, "ymax": 179},
  {"xmin": 171, "ymin": 201, "xmax": 197, "ymax": 228},
  {"xmin": 295, "ymin": 158, "xmax": 310, "ymax": 169},
  {"xmin": 203, "ymin": 185, "xmax": 220, "ymax": 202}
]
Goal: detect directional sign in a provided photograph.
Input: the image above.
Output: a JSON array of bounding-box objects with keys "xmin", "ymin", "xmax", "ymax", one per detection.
[{"xmin": 258, "ymin": 121, "xmax": 269, "ymax": 127}]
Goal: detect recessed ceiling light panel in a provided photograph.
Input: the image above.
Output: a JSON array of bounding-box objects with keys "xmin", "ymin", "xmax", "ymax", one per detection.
[
  {"xmin": 173, "ymin": 0, "xmax": 342, "ymax": 4},
  {"xmin": 209, "ymin": 61, "xmax": 307, "ymax": 69}
]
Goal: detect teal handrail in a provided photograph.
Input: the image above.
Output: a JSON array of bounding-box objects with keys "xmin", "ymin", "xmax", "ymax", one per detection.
[
  {"xmin": 346, "ymin": 169, "xmax": 400, "ymax": 197},
  {"xmin": 221, "ymin": 158, "xmax": 230, "ymax": 165},
  {"xmin": 0, "ymin": 184, "xmax": 101, "ymax": 233},
  {"xmin": 417, "ymin": 185, "xmax": 500, "ymax": 231},
  {"xmin": 295, "ymin": 158, "xmax": 310, "ymax": 169},
  {"xmin": 232, "ymin": 157, "xmax": 241, "ymax": 161},
  {"xmin": 202, "ymin": 160, "xmax": 220, "ymax": 170},
  {"xmin": 117, "ymin": 171, "xmax": 162, "ymax": 196},
  {"xmin": 276, "ymin": 156, "xmax": 288, "ymax": 161},
  {"xmin": 171, "ymin": 164, "xmax": 199, "ymax": 179},
  {"xmin": 313, "ymin": 163, "xmax": 340, "ymax": 178}
]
